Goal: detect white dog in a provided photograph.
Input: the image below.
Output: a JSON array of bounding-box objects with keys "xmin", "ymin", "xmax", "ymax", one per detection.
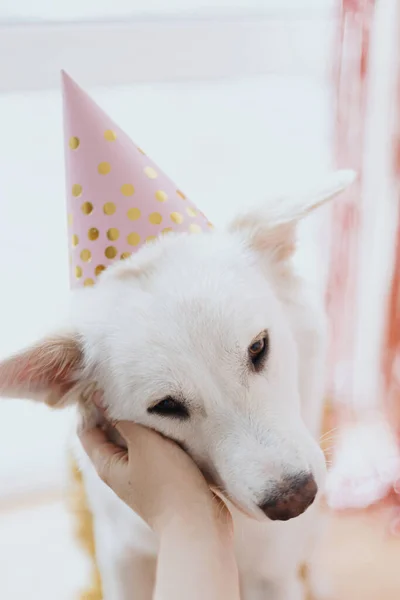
[{"xmin": 0, "ymin": 171, "xmax": 354, "ymax": 600}]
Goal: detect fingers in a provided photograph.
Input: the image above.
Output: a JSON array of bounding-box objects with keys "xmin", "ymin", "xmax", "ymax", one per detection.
[
  {"xmin": 78, "ymin": 426, "xmax": 127, "ymax": 486},
  {"xmin": 114, "ymin": 419, "xmax": 144, "ymax": 440},
  {"xmin": 78, "ymin": 426, "xmax": 116, "ymax": 460}
]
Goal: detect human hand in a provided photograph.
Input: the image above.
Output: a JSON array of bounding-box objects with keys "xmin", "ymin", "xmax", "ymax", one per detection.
[
  {"xmin": 78, "ymin": 399, "xmax": 232, "ymax": 536},
  {"xmin": 79, "ymin": 393, "xmax": 239, "ymax": 600}
]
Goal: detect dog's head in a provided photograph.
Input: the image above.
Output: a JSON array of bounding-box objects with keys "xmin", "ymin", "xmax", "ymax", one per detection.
[{"xmin": 0, "ymin": 171, "xmax": 354, "ymax": 521}]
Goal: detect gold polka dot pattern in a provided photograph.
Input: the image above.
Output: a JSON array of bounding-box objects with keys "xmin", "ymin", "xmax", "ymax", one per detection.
[
  {"xmin": 121, "ymin": 184, "xmax": 135, "ymax": 196},
  {"xmin": 127, "ymin": 232, "xmax": 141, "ymax": 246},
  {"xmin": 88, "ymin": 228, "xmax": 99, "ymax": 241},
  {"xmin": 105, "ymin": 246, "xmax": 118, "ymax": 259},
  {"xmin": 127, "ymin": 208, "xmax": 141, "ymax": 221},
  {"xmin": 80, "ymin": 249, "xmax": 92, "ymax": 262},
  {"xmin": 170, "ymin": 212, "xmax": 183, "ymax": 224},
  {"xmin": 98, "ymin": 162, "xmax": 111, "ymax": 175},
  {"xmin": 144, "ymin": 167, "xmax": 158, "ymax": 179},
  {"xmin": 95, "ymin": 265, "xmax": 106, "ymax": 276},
  {"xmin": 81, "ymin": 202, "xmax": 93, "ymax": 215},
  {"xmin": 64, "ymin": 72, "xmax": 212, "ymax": 290},
  {"xmin": 107, "ymin": 228, "xmax": 120, "ymax": 241},
  {"xmin": 103, "ymin": 202, "xmax": 116, "ymax": 215},
  {"xmin": 72, "ymin": 184, "xmax": 82, "ymax": 197},
  {"xmin": 149, "ymin": 212, "xmax": 162, "ymax": 225},
  {"xmin": 69, "ymin": 137, "xmax": 80, "ymax": 150},
  {"xmin": 104, "ymin": 130, "xmax": 117, "ymax": 141},
  {"xmin": 155, "ymin": 190, "xmax": 168, "ymax": 202}
]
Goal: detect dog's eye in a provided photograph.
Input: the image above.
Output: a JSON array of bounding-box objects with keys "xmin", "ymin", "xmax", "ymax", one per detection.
[
  {"xmin": 248, "ymin": 332, "xmax": 269, "ymax": 371},
  {"xmin": 148, "ymin": 397, "xmax": 189, "ymax": 420},
  {"xmin": 249, "ymin": 339, "xmax": 264, "ymax": 355}
]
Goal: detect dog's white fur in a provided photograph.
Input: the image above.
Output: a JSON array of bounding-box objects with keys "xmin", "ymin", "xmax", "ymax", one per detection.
[{"xmin": 0, "ymin": 170, "xmax": 354, "ymax": 600}]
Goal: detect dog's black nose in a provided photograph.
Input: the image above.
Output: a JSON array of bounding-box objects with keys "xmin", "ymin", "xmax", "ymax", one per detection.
[{"xmin": 259, "ymin": 473, "xmax": 318, "ymax": 521}]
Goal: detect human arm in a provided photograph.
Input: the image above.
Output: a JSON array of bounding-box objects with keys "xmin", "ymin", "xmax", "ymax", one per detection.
[{"xmin": 78, "ymin": 419, "xmax": 240, "ymax": 600}]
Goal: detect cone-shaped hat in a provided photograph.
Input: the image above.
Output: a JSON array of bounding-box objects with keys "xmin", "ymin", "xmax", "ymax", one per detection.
[{"xmin": 62, "ymin": 72, "xmax": 211, "ymax": 288}]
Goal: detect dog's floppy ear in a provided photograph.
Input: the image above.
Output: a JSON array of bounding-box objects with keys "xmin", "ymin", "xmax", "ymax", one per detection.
[
  {"xmin": 0, "ymin": 333, "xmax": 88, "ymax": 407},
  {"xmin": 230, "ymin": 170, "xmax": 356, "ymax": 261}
]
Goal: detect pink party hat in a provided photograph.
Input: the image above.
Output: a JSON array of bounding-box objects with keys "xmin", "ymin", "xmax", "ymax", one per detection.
[{"xmin": 62, "ymin": 72, "xmax": 212, "ymax": 289}]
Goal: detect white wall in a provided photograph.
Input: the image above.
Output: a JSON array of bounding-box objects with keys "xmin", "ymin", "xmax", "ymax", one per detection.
[{"xmin": 1, "ymin": 0, "xmax": 334, "ymax": 22}]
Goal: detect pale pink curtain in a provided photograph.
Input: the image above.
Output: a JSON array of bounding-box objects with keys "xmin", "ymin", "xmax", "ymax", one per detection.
[
  {"xmin": 325, "ymin": 0, "xmax": 400, "ymax": 517},
  {"xmin": 384, "ymin": 60, "xmax": 400, "ymax": 439},
  {"xmin": 326, "ymin": 0, "xmax": 374, "ymax": 409}
]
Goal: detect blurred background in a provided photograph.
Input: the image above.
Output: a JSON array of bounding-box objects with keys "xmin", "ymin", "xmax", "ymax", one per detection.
[{"xmin": 1, "ymin": 0, "xmax": 400, "ymax": 599}]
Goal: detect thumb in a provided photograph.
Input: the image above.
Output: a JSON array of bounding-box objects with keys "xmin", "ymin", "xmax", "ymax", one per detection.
[
  {"xmin": 114, "ymin": 420, "xmax": 151, "ymax": 446},
  {"xmin": 78, "ymin": 426, "xmax": 127, "ymax": 487}
]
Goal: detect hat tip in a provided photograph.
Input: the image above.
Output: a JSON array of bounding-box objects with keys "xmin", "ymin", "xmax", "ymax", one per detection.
[{"xmin": 61, "ymin": 70, "xmax": 77, "ymax": 91}]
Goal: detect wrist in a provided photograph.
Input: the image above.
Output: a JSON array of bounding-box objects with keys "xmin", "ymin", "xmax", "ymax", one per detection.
[
  {"xmin": 155, "ymin": 497, "xmax": 233, "ymax": 541},
  {"xmin": 154, "ymin": 502, "xmax": 240, "ymax": 600}
]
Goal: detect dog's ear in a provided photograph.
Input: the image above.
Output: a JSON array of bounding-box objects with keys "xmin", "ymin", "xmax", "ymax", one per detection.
[
  {"xmin": 230, "ymin": 170, "xmax": 356, "ymax": 262},
  {"xmin": 0, "ymin": 333, "xmax": 88, "ymax": 407}
]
